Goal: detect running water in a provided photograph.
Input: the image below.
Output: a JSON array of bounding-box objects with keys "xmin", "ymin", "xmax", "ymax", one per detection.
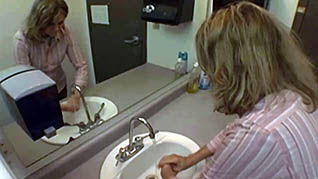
[{"xmin": 151, "ymin": 138, "xmax": 160, "ymax": 178}]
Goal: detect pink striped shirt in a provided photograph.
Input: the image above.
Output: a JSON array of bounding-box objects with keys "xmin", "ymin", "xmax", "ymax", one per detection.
[
  {"xmin": 202, "ymin": 90, "xmax": 318, "ymax": 179},
  {"xmin": 14, "ymin": 26, "xmax": 88, "ymax": 92}
]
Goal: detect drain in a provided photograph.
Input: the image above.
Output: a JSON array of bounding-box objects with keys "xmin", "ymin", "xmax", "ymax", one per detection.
[{"xmin": 145, "ymin": 174, "xmax": 159, "ymax": 179}]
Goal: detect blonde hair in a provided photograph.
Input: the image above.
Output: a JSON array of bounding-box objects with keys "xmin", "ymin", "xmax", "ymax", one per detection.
[
  {"xmin": 195, "ymin": 1, "xmax": 318, "ymax": 116},
  {"xmin": 24, "ymin": 0, "xmax": 68, "ymax": 42}
]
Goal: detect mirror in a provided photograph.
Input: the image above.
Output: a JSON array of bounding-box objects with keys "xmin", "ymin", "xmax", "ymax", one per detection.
[
  {"xmin": 1, "ymin": 0, "xmax": 308, "ymax": 177},
  {"xmin": 0, "ymin": 0, "xmax": 209, "ymax": 175}
]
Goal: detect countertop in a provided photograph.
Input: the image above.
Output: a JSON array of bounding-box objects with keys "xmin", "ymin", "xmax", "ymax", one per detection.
[{"xmin": 62, "ymin": 90, "xmax": 237, "ymax": 179}]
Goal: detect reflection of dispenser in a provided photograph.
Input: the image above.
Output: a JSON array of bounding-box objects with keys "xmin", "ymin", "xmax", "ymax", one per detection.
[
  {"xmin": 141, "ymin": 0, "xmax": 195, "ymax": 25},
  {"xmin": 0, "ymin": 65, "xmax": 64, "ymax": 141}
]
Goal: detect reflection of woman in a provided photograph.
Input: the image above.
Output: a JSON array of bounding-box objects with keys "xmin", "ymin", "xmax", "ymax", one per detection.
[
  {"xmin": 159, "ymin": 2, "xmax": 318, "ymax": 179},
  {"xmin": 14, "ymin": 0, "xmax": 88, "ymax": 112}
]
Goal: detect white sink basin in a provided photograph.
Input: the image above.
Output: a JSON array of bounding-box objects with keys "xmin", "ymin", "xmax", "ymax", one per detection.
[
  {"xmin": 42, "ymin": 96, "xmax": 118, "ymax": 145},
  {"xmin": 63, "ymin": 96, "xmax": 118, "ymax": 125},
  {"xmin": 100, "ymin": 131, "xmax": 204, "ymax": 179}
]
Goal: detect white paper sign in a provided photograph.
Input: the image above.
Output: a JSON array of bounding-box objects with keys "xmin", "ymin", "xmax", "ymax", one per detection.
[{"xmin": 91, "ymin": 5, "xmax": 110, "ymax": 25}]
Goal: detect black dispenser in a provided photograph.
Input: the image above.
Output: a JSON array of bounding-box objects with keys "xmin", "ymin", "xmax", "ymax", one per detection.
[
  {"xmin": 141, "ymin": 0, "xmax": 195, "ymax": 25},
  {"xmin": 0, "ymin": 65, "xmax": 63, "ymax": 141}
]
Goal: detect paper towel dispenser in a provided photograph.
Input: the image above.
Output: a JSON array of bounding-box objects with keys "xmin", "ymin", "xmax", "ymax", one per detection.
[
  {"xmin": 0, "ymin": 65, "xmax": 64, "ymax": 140},
  {"xmin": 141, "ymin": 0, "xmax": 194, "ymax": 25}
]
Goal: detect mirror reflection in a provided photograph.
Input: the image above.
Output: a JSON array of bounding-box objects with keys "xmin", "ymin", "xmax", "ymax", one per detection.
[
  {"xmin": 0, "ymin": 0, "xmax": 206, "ymax": 169},
  {"xmin": 1, "ymin": 0, "xmax": 316, "ymax": 178}
]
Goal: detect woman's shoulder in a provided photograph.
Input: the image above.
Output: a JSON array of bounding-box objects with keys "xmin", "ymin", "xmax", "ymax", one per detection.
[
  {"xmin": 14, "ymin": 30, "xmax": 27, "ymax": 41},
  {"xmin": 240, "ymin": 90, "xmax": 305, "ymax": 129},
  {"xmin": 13, "ymin": 30, "xmax": 31, "ymax": 48}
]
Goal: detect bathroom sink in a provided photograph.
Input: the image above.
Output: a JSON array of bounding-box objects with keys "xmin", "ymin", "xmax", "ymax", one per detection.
[
  {"xmin": 42, "ymin": 96, "xmax": 118, "ymax": 145},
  {"xmin": 100, "ymin": 131, "xmax": 204, "ymax": 179},
  {"xmin": 62, "ymin": 96, "xmax": 118, "ymax": 125}
]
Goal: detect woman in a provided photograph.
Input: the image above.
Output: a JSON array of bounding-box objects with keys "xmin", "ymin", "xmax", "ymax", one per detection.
[
  {"xmin": 159, "ymin": 2, "xmax": 318, "ymax": 179},
  {"xmin": 14, "ymin": 0, "xmax": 88, "ymax": 112}
]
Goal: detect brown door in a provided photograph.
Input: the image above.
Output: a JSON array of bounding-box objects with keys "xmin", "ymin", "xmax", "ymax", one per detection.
[
  {"xmin": 293, "ymin": 0, "xmax": 318, "ymax": 73},
  {"xmin": 86, "ymin": 0, "xmax": 146, "ymax": 83}
]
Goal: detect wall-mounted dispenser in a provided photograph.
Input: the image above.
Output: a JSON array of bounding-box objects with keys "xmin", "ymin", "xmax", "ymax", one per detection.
[
  {"xmin": 141, "ymin": 0, "xmax": 195, "ymax": 25},
  {"xmin": 0, "ymin": 65, "xmax": 64, "ymax": 141}
]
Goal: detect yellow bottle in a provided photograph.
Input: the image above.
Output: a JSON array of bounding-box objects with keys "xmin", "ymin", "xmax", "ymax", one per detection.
[{"xmin": 187, "ymin": 62, "xmax": 200, "ymax": 93}]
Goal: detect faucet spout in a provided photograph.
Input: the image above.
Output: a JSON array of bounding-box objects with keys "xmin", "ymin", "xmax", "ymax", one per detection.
[
  {"xmin": 129, "ymin": 117, "xmax": 155, "ymax": 150},
  {"xmin": 115, "ymin": 117, "xmax": 156, "ymax": 163},
  {"xmin": 72, "ymin": 84, "xmax": 92, "ymax": 123}
]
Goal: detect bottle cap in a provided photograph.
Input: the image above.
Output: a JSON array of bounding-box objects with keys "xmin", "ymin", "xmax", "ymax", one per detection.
[
  {"xmin": 178, "ymin": 51, "xmax": 188, "ymax": 61},
  {"xmin": 178, "ymin": 51, "xmax": 183, "ymax": 58}
]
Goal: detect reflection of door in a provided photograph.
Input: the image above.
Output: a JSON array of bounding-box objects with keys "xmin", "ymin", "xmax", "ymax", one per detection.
[
  {"xmin": 293, "ymin": 0, "xmax": 318, "ymax": 73},
  {"xmin": 86, "ymin": 0, "xmax": 146, "ymax": 83}
]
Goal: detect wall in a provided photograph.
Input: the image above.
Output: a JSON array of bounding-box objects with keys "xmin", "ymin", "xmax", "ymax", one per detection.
[
  {"xmin": 0, "ymin": 0, "xmax": 30, "ymax": 71},
  {"xmin": 269, "ymin": 0, "xmax": 300, "ymax": 28},
  {"xmin": 147, "ymin": 0, "xmax": 209, "ymax": 70}
]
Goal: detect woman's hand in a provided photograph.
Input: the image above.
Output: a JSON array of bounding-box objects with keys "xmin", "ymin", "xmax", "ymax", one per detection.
[
  {"xmin": 159, "ymin": 154, "xmax": 188, "ymax": 173},
  {"xmin": 161, "ymin": 164, "xmax": 177, "ymax": 179},
  {"xmin": 60, "ymin": 91, "xmax": 81, "ymax": 112},
  {"xmin": 159, "ymin": 146, "xmax": 214, "ymax": 176}
]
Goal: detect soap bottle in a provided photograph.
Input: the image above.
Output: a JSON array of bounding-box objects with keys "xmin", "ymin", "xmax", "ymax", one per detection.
[
  {"xmin": 199, "ymin": 71, "xmax": 211, "ymax": 90},
  {"xmin": 174, "ymin": 51, "xmax": 188, "ymax": 78},
  {"xmin": 187, "ymin": 62, "xmax": 201, "ymax": 93}
]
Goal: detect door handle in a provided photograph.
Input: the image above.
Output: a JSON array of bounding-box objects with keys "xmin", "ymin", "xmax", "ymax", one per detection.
[{"xmin": 124, "ymin": 36, "xmax": 140, "ymax": 45}]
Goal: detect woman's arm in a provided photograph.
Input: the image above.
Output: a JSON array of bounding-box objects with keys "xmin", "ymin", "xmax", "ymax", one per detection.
[
  {"xmin": 159, "ymin": 146, "xmax": 214, "ymax": 173},
  {"xmin": 60, "ymin": 27, "xmax": 88, "ymax": 112},
  {"xmin": 65, "ymin": 26, "xmax": 88, "ymax": 88},
  {"xmin": 14, "ymin": 32, "xmax": 31, "ymax": 65}
]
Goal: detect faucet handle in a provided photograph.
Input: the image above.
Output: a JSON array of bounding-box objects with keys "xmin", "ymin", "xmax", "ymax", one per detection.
[
  {"xmin": 134, "ymin": 130, "xmax": 159, "ymax": 143},
  {"xmin": 134, "ymin": 135, "xmax": 148, "ymax": 142},
  {"xmin": 94, "ymin": 103, "xmax": 105, "ymax": 122},
  {"xmin": 115, "ymin": 147, "xmax": 127, "ymax": 162}
]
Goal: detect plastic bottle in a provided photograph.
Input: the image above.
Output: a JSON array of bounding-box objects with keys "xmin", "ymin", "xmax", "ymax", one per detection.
[
  {"xmin": 174, "ymin": 51, "xmax": 188, "ymax": 78},
  {"xmin": 180, "ymin": 51, "xmax": 188, "ymax": 72},
  {"xmin": 187, "ymin": 62, "xmax": 201, "ymax": 93},
  {"xmin": 199, "ymin": 71, "xmax": 211, "ymax": 90}
]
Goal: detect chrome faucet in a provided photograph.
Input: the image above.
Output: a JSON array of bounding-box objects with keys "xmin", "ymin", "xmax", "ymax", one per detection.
[
  {"xmin": 115, "ymin": 117, "xmax": 157, "ymax": 164},
  {"xmin": 129, "ymin": 117, "xmax": 155, "ymax": 150},
  {"xmin": 68, "ymin": 85, "xmax": 106, "ymax": 134},
  {"xmin": 72, "ymin": 84, "xmax": 92, "ymax": 124}
]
